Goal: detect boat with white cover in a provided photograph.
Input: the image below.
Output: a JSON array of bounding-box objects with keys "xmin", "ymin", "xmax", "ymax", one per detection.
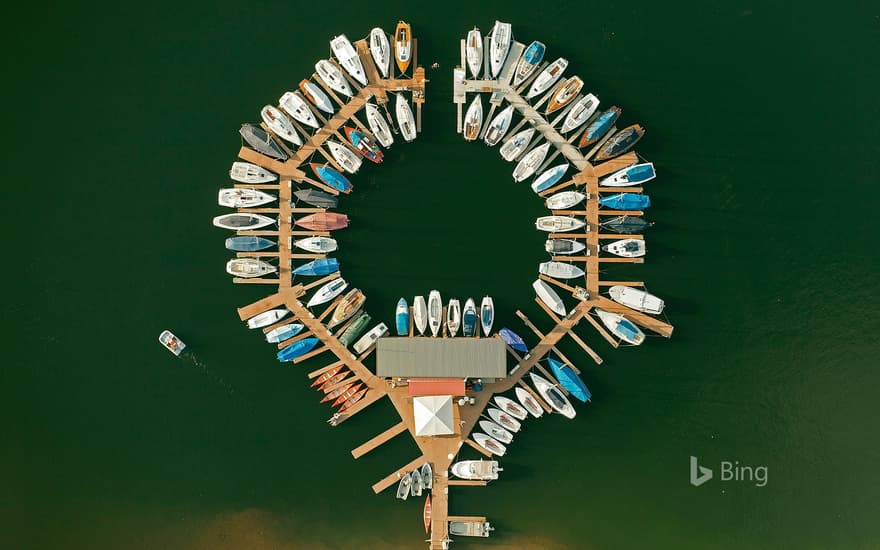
[
  {"xmin": 515, "ymin": 387, "xmax": 544, "ymax": 418},
  {"xmin": 413, "ymin": 295, "xmax": 427, "ymax": 335},
  {"xmin": 535, "ymin": 215, "xmax": 585, "ymax": 232},
  {"xmin": 330, "ymin": 34, "xmax": 367, "ymax": 86},
  {"xmin": 226, "ymin": 258, "xmax": 276, "ymax": 278},
  {"xmin": 239, "ymin": 124, "xmax": 287, "ymax": 160},
  {"xmin": 609, "ymin": 285, "xmax": 665, "ymax": 315},
  {"xmin": 533, "ymin": 279, "xmax": 565, "ymax": 315},
  {"xmin": 494, "ymin": 395, "xmax": 527, "ymax": 420},
  {"xmin": 595, "ymin": 308, "xmax": 645, "ymax": 345},
  {"xmin": 395, "ymin": 94, "xmax": 417, "ymax": 142},
  {"xmin": 428, "ymin": 290, "xmax": 442, "ymax": 337},
  {"xmin": 499, "ymin": 128, "xmax": 535, "ymax": 161},
  {"xmin": 230, "ymin": 162, "xmax": 275, "ymax": 184},
  {"xmin": 488, "ymin": 21, "xmax": 511, "ymax": 78},
  {"xmin": 463, "ymin": 95, "xmax": 483, "ymax": 141},
  {"xmin": 353, "ymin": 322, "xmax": 388, "ymax": 354},
  {"xmin": 472, "ymin": 432, "xmax": 506, "ymax": 456},
  {"xmin": 327, "ymin": 141, "xmax": 362, "ymax": 174},
  {"xmin": 293, "ymin": 236, "xmax": 337, "ymax": 253},
  {"xmin": 545, "ymin": 190, "xmax": 586, "ymax": 210},
  {"xmin": 279, "ymin": 91, "xmax": 319, "ymax": 129},
  {"xmin": 410, "ymin": 468, "xmax": 424, "ymax": 497},
  {"xmin": 446, "ymin": 298, "xmax": 461, "ymax": 337},
  {"xmin": 526, "ymin": 58, "xmax": 568, "ymax": 99},
  {"xmin": 307, "ymin": 278, "xmax": 348, "ymax": 307},
  {"xmin": 483, "ymin": 105, "xmax": 514, "ymax": 146},
  {"xmin": 369, "ymin": 28, "xmax": 390, "ymax": 78},
  {"xmin": 486, "ymin": 407, "xmax": 521, "ymax": 432},
  {"xmin": 265, "ymin": 323, "xmax": 304, "ymax": 344},
  {"xmin": 451, "ymin": 460, "xmax": 500, "ymax": 481},
  {"xmin": 299, "ymin": 79, "xmax": 335, "ymax": 114},
  {"xmin": 260, "ymin": 105, "xmax": 302, "ymax": 145},
  {"xmin": 539, "ymin": 261, "xmax": 585, "ymax": 280},
  {"xmin": 466, "ymin": 27, "xmax": 482, "ymax": 78},
  {"xmin": 246, "ymin": 309, "xmax": 289, "ymax": 329},
  {"xmin": 364, "ymin": 103, "xmax": 394, "ymax": 147},
  {"xmin": 544, "ymin": 238, "xmax": 586, "ymax": 256},
  {"xmin": 478, "ymin": 420, "xmax": 513, "ymax": 444},
  {"xmin": 212, "ymin": 213, "xmax": 275, "ymax": 230},
  {"xmin": 480, "ymin": 296, "xmax": 494, "ymax": 336},
  {"xmin": 217, "ymin": 188, "xmax": 276, "ymax": 208},
  {"xmin": 529, "ymin": 372, "xmax": 576, "ymax": 419},
  {"xmin": 603, "ymin": 238, "xmax": 645, "ymax": 257},
  {"xmin": 560, "ymin": 93, "xmax": 600, "ymax": 133},
  {"xmin": 396, "ymin": 472, "xmax": 412, "ymax": 500},
  {"xmin": 315, "ymin": 59, "xmax": 353, "ymax": 97},
  {"xmin": 513, "ymin": 142, "xmax": 551, "ymax": 182}
]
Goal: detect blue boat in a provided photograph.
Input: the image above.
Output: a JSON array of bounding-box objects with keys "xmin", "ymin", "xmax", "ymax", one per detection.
[
  {"xmin": 225, "ymin": 236, "xmax": 276, "ymax": 252},
  {"xmin": 513, "ymin": 41, "xmax": 546, "ymax": 86},
  {"xmin": 462, "ymin": 298, "xmax": 478, "ymax": 337},
  {"xmin": 579, "ymin": 106, "xmax": 622, "ymax": 148},
  {"xmin": 548, "ymin": 358, "xmax": 592, "ymax": 403},
  {"xmin": 292, "ymin": 258, "xmax": 339, "ymax": 276},
  {"xmin": 498, "ymin": 327, "xmax": 528, "ymax": 353},
  {"xmin": 395, "ymin": 297, "xmax": 409, "ymax": 336},
  {"xmin": 530, "ymin": 164, "xmax": 568, "ymax": 193},
  {"xmin": 310, "ymin": 163, "xmax": 353, "ymax": 194},
  {"xmin": 599, "ymin": 193, "xmax": 651, "ymax": 210},
  {"xmin": 277, "ymin": 337, "xmax": 319, "ymax": 362}
]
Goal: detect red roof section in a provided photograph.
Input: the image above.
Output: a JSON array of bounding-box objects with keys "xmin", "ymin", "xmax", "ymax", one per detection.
[{"xmin": 408, "ymin": 378, "xmax": 466, "ymax": 397}]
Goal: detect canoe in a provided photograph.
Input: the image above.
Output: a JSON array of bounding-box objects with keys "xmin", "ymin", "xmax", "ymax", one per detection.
[
  {"xmin": 315, "ymin": 59, "xmax": 353, "ymax": 97},
  {"xmin": 218, "ymin": 188, "xmax": 276, "ymax": 208},
  {"xmin": 472, "ymin": 432, "xmax": 506, "ymax": 457},
  {"xmin": 600, "ymin": 215, "xmax": 652, "ymax": 234},
  {"xmin": 226, "ymin": 258, "xmax": 276, "ymax": 278},
  {"xmin": 299, "ymin": 79, "xmax": 335, "ymax": 114},
  {"xmin": 246, "ymin": 309, "xmax": 289, "ymax": 329},
  {"xmin": 277, "ymin": 337, "xmax": 319, "ymax": 362},
  {"xmin": 544, "ymin": 238, "xmax": 586, "ymax": 256},
  {"xmin": 225, "ymin": 236, "xmax": 275, "ymax": 252},
  {"xmin": 462, "ymin": 298, "xmax": 477, "ymax": 337},
  {"xmin": 338, "ymin": 387, "xmax": 368, "ymax": 410},
  {"xmin": 292, "ymin": 258, "xmax": 339, "ymax": 277},
  {"xmin": 539, "ymin": 261, "xmax": 585, "ymax": 280},
  {"xmin": 295, "ymin": 212, "xmax": 350, "ymax": 231},
  {"xmin": 446, "ymin": 299, "xmax": 461, "ymax": 337},
  {"xmin": 483, "ymin": 105, "xmax": 514, "ymax": 146},
  {"xmin": 603, "ymin": 238, "xmax": 646, "ymax": 258},
  {"xmin": 293, "ymin": 188, "xmax": 338, "ymax": 209},
  {"xmin": 212, "ymin": 213, "xmax": 275, "ymax": 230},
  {"xmin": 396, "ymin": 472, "xmax": 412, "ymax": 500},
  {"xmin": 560, "ymin": 93, "xmax": 600, "ymax": 133},
  {"xmin": 319, "ymin": 372, "xmax": 352, "ymax": 392},
  {"xmin": 421, "ymin": 462, "xmax": 433, "ymax": 490},
  {"xmin": 327, "ymin": 140, "xmax": 362, "ymax": 174},
  {"xmin": 394, "ymin": 21, "xmax": 412, "ymax": 74},
  {"xmin": 339, "ymin": 313, "xmax": 371, "ymax": 348},
  {"xmin": 598, "ymin": 193, "xmax": 651, "ymax": 210},
  {"xmin": 548, "ymin": 357, "xmax": 592, "ymax": 403},
  {"xmin": 530, "ymin": 163, "xmax": 569, "ymax": 193},
  {"xmin": 535, "ymin": 215, "xmax": 585, "ymax": 232},
  {"xmin": 466, "ymin": 27, "xmax": 483, "ymax": 78},
  {"xmin": 478, "ymin": 420, "xmax": 513, "ymax": 444},
  {"xmin": 344, "ymin": 126, "xmax": 384, "ymax": 163},
  {"xmin": 310, "ymin": 163, "xmax": 353, "ymax": 194},
  {"xmin": 327, "ymin": 288, "xmax": 366, "ymax": 328},
  {"xmin": 595, "ymin": 308, "xmax": 645, "ymax": 345},
  {"xmin": 322, "ymin": 382, "xmax": 359, "ymax": 404},
  {"xmin": 533, "ymin": 279, "xmax": 565, "ymax": 315},
  {"xmin": 413, "ymin": 295, "xmax": 427, "ymax": 335},
  {"xmin": 463, "ymin": 95, "xmax": 483, "ymax": 141},
  {"xmin": 488, "ymin": 20, "xmax": 511, "ymax": 78},
  {"xmin": 369, "ymin": 27, "xmax": 390, "ymax": 78},
  {"xmin": 600, "ymin": 162, "xmax": 656, "ymax": 187},
  {"xmin": 311, "ymin": 365, "xmax": 345, "ymax": 387},
  {"xmin": 515, "ymin": 387, "xmax": 544, "ymax": 418},
  {"xmin": 292, "ymin": 236, "xmax": 337, "ymax": 253},
  {"xmin": 529, "ymin": 372, "xmax": 576, "ymax": 418},
  {"xmin": 545, "ymin": 190, "xmax": 586, "ymax": 210},
  {"xmin": 608, "ymin": 285, "xmax": 665, "ymax": 315},
  {"xmin": 306, "ymin": 278, "xmax": 348, "ymax": 307},
  {"xmin": 260, "ymin": 105, "xmax": 301, "ymax": 145},
  {"xmin": 480, "ymin": 296, "xmax": 494, "ymax": 337},
  {"xmin": 239, "ymin": 123, "xmax": 287, "ymax": 160},
  {"xmin": 230, "ymin": 161, "xmax": 275, "ymax": 184},
  {"xmin": 410, "ymin": 468, "xmax": 423, "ymax": 497},
  {"xmin": 279, "ymin": 91, "xmax": 319, "ymax": 129},
  {"xmin": 579, "ymin": 106, "xmax": 621, "ymax": 148},
  {"xmin": 395, "ymin": 93, "xmax": 417, "ymax": 141},
  {"xmin": 423, "ymin": 494, "xmax": 432, "ymax": 534},
  {"xmin": 486, "ymin": 407, "xmax": 521, "ymax": 432},
  {"xmin": 331, "ymin": 383, "xmax": 364, "ymax": 408},
  {"xmin": 352, "ymin": 323, "xmax": 388, "ymax": 354},
  {"xmin": 499, "ymin": 128, "xmax": 535, "ymax": 161},
  {"xmin": 395, "ymin": 297, "xmax": 409, "ymax": 336},
  {"xmin": 498, "ymin": 327, "xmax": 527, "ymax": 353},
  {"xmin": 512, "ymin": 40, "xmax": 546, "ymax": 87},
  {"xmin": 513, "ymin": 143, "xmax": 551, "ymax": 182},
  {"xmin": 428, "ymin": 290, "xmax": 442, "ymax": 337},
  {"xmin": 450, "ymin": 459, "xmax": 500, "ymax": 481},
  {"xmin": 526, "ymin": 58, "xmax": 568, "ymax": 99},
  {"xmin": 594, "ymin": 124, "xmax": 645, "ymax": 161},
  {"xmin": 365, "ymin": 103, "xmax": 394, "ymax": 148},
  {"xmin": 265, "ymin": 323, "xmax": 304, "ymax": 344},
  {"xmin": 494, "ymin": 395, "xmax": 527, "ymax": 420},
  {"xmin": 545, "ymin": 76, "xmax": 583, "ymax": 114}
]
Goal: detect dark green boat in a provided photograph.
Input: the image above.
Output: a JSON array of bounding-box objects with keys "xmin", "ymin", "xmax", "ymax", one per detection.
[
  {"xmin": 339, "ymin": 312, "xmax": 371, "ymax": 347},
  {"xmin": 600, "ymin": 215, "xmax": 652, "ymax": 234}
]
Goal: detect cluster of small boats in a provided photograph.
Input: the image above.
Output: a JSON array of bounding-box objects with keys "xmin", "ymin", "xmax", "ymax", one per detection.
[
  {"xmin": 311, "ymin": 363, "xmax": 368, "ymax": 412},
  {"xmin": 395, "ymin": 292, "xmax": 494, "ymax": 337}
]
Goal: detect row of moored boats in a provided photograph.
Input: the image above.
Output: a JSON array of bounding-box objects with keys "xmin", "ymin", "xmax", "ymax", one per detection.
[{"xmin": 394, "ymin": 292, "xmax": 494, "ymax": 337}]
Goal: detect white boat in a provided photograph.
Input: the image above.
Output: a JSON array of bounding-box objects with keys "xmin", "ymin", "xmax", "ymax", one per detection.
[
  {"xmin": 230, "ymin": 161, "xmax": 276, "ymax": 184},
  {"xmin": 260, "ymin": 105, "xmax": 302, "ymax": 145},
  {"xmin": 446, "ymin": 298, "xmax": 461, "ymax": 337},
  {"xmin": 514, "ymin": 387, "xmax": 544, "ymax": 418},
  {"xmin": 499, "ymin": 128, "xmax": 535, "ymax": 161},
  {"xmin": 450, "ymin": 521, "xmax": 494, "ymax": 538},
  {"xmin": 410, "ymin": 468, "xmax": 423, "ymax": 497},
  {"xmin": 463, "ymin": 95, "xmax": 483, "ymax": 141},
  {"xmin": 600, "ymin": 162, "xmax": 657, "ymax": 186},
  {"xmin": 395, "ymin": 94, "xmax": 417, "ymax": 142},
  {"xmin": 486, "ymin": 407, "xmax": 521, "ymax": 432},
  {"xmin": 315, "ymin": 59, "xmax": 353, "ymax": 97},
  {"xmin": 299, "ymin": 79, "xmax": 335, "ymax": 114},
  {"xmin": 327, "ymin": 141, "xmax": 362, "ymax": 174},
  {"xmin": 217, "ymin": 188, "xmax": 276, "ymax": 208},
  {"xmin": 480, "ymin": 296, "xmax": 494, "ymax": 336},
  {"xmin": 545, "ymin": 190, "xmax": 586, "ymax": 210},
  {"xmin": 330, "ymin": 34, "xmax": 367, "ymax": 86},
  {"xmin": 603, "ymin": 238, "xmax": 646, "ymax": 257},
  {"xmin": 494, "ymin": 395, "xmax": 527, "ymax": 420},
  {"xmin": 560, "ymin": 93, "xmax": 600, "ymax": 133},
  {"xmin": 364, "ymin": 103, "xmax": 394, "ymax": 147},
  {"xmin": 530, "ymin": 163, "xmax": 569, "ymax": 192},
  {"xmin": 533, "ymin": 279, "xmax": 566, "ymax": 315},
  {"xmin": 609, "ymin": 285, "xmax": 665, "ymax": 315},
  {"xmin": 427, "ymin": 290, "xmax": 442, "ymax": 337},
  {"xmin": 421, "ymin": 462, "xmax": 433, "ymax": 490},
  {"xmin": 451, "ymin": 459, "xmax": 500, "ymax": 481},
  {"xmin": 265, "ymin": 323, "xmax": 304, "ymax": 343},
  {"xmin": 545, "ymin": 238, "xmax": 586, "ymax": 256},
  {"xmin": 279, "ymin": 91, "xmax": 319, "ymax": 129},
  {"xmin": 478, "ymin": 420, "xmax": 513, "ymax": 444},
  {"xmin": 307, "ymin": 278, "xmax": 348, "ymax": 307},
  {"xmin": 535, "ymin": 215, "xmax": 585, "ymax": 232},
  {"xmin": 472, "ymin": 432, "xmax": 506, "ymax": 456},
  {"xmin": 595, "ymin": 308, "xmax": 645, "ymax": 345},
  {"xmin": 396, "ymin": 472, "xmax": 412, "ymax": 500},
  {"xmin": 526, "ymin": 58, "xmax": 569, "ymax": 99},
  {"xmin": 513, "ymin": 143, "xmax": 551, "ymax": 182},
  {"xmin": 465, "ymin": 27, "xmax": 483, "ymax": 78},
  {"xmin": 246, "ymin": 308, "xmax": 289, "ymax": 329},
  {"xmin": 293, "ymin": 236, "xmax": 337, "ymax": 253},
  {"xmin": 483, "ymin": 105, "xmax": 514, "ymax": 146},
  {"xmin": 159, "ymin": 330, "xmax": 186, "ymax": 356},
  {"xmin": 226, "ymin": 258, "xmax": 276, "ymax": 278},
  {"xmin": 488, "ymin": 20, "xmax": 511, "ymax": 78},
  {"xmin": 529, "ymin": 372, "xmax": 576, "ymax": 419},
  {"xmin": 539, "ymin": 261, "xmax": 585, "ymax": 280},
  {"xmin": 413, "ymin": 295, "xmax": 427, "ymax": 335},
  {"xmin": 353, "ymin": 322, "xmax": 388, "ymax": 354},
  {"xmin": 212, "ymin": 213, "xmax": 275, "ymax": 230},
  {"xmin": 369, "ymin": 28, "xmax": 390, "ymax": 78},
  {"xmin": 394, "ymin": 21, "xmax": 412, "ymax": 74}
]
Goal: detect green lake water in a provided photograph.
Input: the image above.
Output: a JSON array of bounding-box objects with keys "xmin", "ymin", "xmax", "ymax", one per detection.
[{"xmin": 4, "ymin": 1, "xmax": 879, "ymax": 548}]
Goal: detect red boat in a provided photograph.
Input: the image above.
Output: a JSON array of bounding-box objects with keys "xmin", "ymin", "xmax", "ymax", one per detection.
[
  {"xmin": 423, "ymin": 494, "xmax": 432, "ymax": 534},
  {"xmin": 310, "ymin": 366, "xmax": 345, "ymax": 387},
  {"xmin": 321, "ymin": 382, "xmax": 358, "ymax": 403},
  {"xmin": 343, "ymin": 126, "xmax": 384, "ymax": 164},
  {"xmin": 331, "ymin": 383, "xmax": 365, "ymax": 408},
  {"xmin": 295, "ymin": 212, "xmax": 349, "ymax": 231},
  {"xmin": 319, "ymin": 371, "xmax": 351, "ymax": 392},
  {"xmin": 338, "ymin": 388, "xmax": 368, "ymax": 410}
]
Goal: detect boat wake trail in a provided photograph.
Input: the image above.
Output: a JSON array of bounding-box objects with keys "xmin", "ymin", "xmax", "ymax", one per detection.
[{"xmin": 185, "ymin": 354, "xmax": 242, "ymax": 400}]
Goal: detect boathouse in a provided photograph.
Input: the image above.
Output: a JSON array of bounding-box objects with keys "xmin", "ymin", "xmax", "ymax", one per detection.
[{"xmin": 375, "ymin": 337, "xmax": 506, "ymax": 380}]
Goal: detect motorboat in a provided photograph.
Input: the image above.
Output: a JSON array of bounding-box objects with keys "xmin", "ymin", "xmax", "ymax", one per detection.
[
  {"xmin": 548, "ymin": 357, "xmax": 591, "ymax": 403},
  {"xmin": 463, "ymin": 95, "xmax": 483, "ymax": 141},
  {"xmin": 499, "ymin": 128, "xmax": 535, "ymax": 161},
  {"xmin": 225, "ymin": 236, "xmax": 275, "ymax": 252},
  {"xmin": 369, "ymin": 28, "xmax": 390, "ymax": 78},
  {"xmin": 277, "ymin": 337, "xmax": 320, "ymax": 362},
  {"xmin": 594, "ymin": 124, "xmax": 646, "ymax": 161},
  {"xmin": 529, "ymin": 372, "xmax": 576, "ymax": 418},
  {"xmin": 395, "ymin": 93, "xmax": 417, "ymax": 142},
  {"xmin": 394, "ymin": 21, "xmax": 412, "ymax": 74},
  {"xmin": 421, "ymin": 462, "xmax": 433, "ymax": 490},
  {"xmin": 353, "ymin": 322, "xmax": 388, "ymax": 354},
  {"xmin": 595, "ymin": 308, "xmax": 645, "ymax": 345},
  {"xmin": 609, "ymin": 285, "xmax": 664, "ymax": 315},
  {"xmin": 260, "ymin": 105, "xmax": 301, "ymax": 145},
  {"xmin": 410, "ymin": 468, "xmax": 424, "ymax": 497},
  {"xmin": 246, "ymin": 309, "xmax": 289, "ymax": 329},
  {"xmin": 395, "ymin": 297, "xmax": 409, "ymax": 336},
  {"xmin": 396, "ymin": 472, "xmax": 412, "ymax": 500},
  {"xmin": 480, "ymin": 296, "xmax": 494, "ymax": 336},
  {"xmin": 483, "ymin": 105, "xmax": 513, "ymax": 146},
  {"xmin": 265, "ymin": 323, "xmax": 304, "ymax": 344},
  {"xmin": 579, "ymin": 106, "xmax": 621, "ymax": 149},
  {"xmin": 428, "ymin": 290, "xmax": 442, "ymax": 336},
  {"xmin": 545, "ymin": 76, "xmax": 583, "ymax": 114},
  {"xmin": 478, "ymin": 420, "xmax": 513, "ymax": 444},
  {"xmin": 212, "ymin": 213, "xmax": 275, "ymax": 230},
  {"xmin": 512, "ymin": 142, "xmax": 551, "ymax": 182},
  {"xmin": 310, "ymin": 163, "xmax": 353, "ymax": 194},
  {"xmin": 512, "ymin": 40, "xmax": 545, "ymax": 87},
  {"xmin": 217, "ymin": 188, "xmax": 275, "ymax": 208},
  {"xmin": 535, "ymin": 215, "xmax": 585, "ymax": 232},
  {"xmin": 599, "ymin": 193, "xmax": 651, "ymax": 210},
  {"xmin": 230, "ymin": 161, "xmax": 275, "ymax": 184},
  {"xmin": 158, "ymin": 330, "xmax": 185, "ymax": 356},
  {"xmin": 446, "ymin": 299, "xmax": 461, "ymax": 337},
  {"xmin": 603, "ymin": 238, "xmax": 646, "ymax": 257},
  {"xmin": 488, "ymin": 20, "xmax": 511, "ymax": 78},
  {"xmin": 299, "ymin": 79, "xmax": 335, "ymax": 114},
  {"xmin": 292, "ymin": 258, "xmax": 339, "ymax": 276},
  {"xmin": 494, "ymin": 395, "xmax": 527, "ymax": 420},
  {"xmin": 526, "ymin": 58, "xmax": 568, "ymax": 99},
  {"xmin": 315, "ymin": 59, "xmax": 353, "ymax": 97},
  {"xmin": 293, "ymin": 188, "xmax": 338, "ymax": 208},
  {"xmin": 544, "ymin": 238, "xmax": 586, "ymax": 255},
  {"xmin": 530, "ymin": 163, "xmax": 569, "ymax": 193},
  {"xmin": 450, "ymin": 521, "xmax": 494, "ymax": 538},
  {"xmin": 545, "ymin": 190, "xmax": 586, "ymax": 210},
  {"xmin": 279, "ymin": 91, "xmax": 319, "ymax": 129},
  {"xmin": 226, "ymin": 258, "xmax": 276, "ymax": 278},
  {"xmin": 239, "ymin": 123, "xmax": 287, "ymax": 160},
  {"xmin": 462, "ymin": 298, "xmax": 477, "ymax": 337},
  {"xmin": 472, "ymin": 432, "xmax": 506, "ymax": 457},
  {"xmin": 539, "ymin": 261, "xmax": 585, "ymax": 279},
  {"xmin": 451, "ymin": 460, "xmax": 500, "ymax": 481},
  {"xmin": 295, "ymin": 212, "xmax": 349, "ymax": 231},
  {"xmin": 498, "ymin": 327, "xmax": 527, "ymax": 353},
  {"xmin": 344, "ymin": 126, "xmax": 383, "ymax": 163},
  {"xmin": 413, "ymin": 295, "xmax": 427, "ymax": 335},
  {"xmin": 330, "ymin": 34, "xmax": 367, "ymax": 86},
  {"xmin": 533, "ymin": 279, "xmax": 565, "ymax": 315},
  {"xmin": 514, "ymin": 387, "xmax": 544, "ymax": 418},
  {"xmin": 486, "ymin": 407, "xmax": 520, "ymax": 432},
  {"xmin": 327, "ymin": 140, "xmax": 362, "ymax": 174},
  {"xmin": 600, "ymin": 162, "xmax": 656, "ymax": 187},
  {"xmin": 364, "ymin": 103, "xmax": 394, "ymax": 147},
  {"xmin": 466, "ymin": 27, "xmax": 482, "ymax": 78},
  {"xmin": 328, "ymin": 288, "xmax": 366, "ymax": 328},
  {"xmin": 600, "ymin": 215, "xmax": 652, "ymax": 234},
  {"xmin": 307, "ymin": 278, "xmax": 348, "ymax": 307},
  {"xmin": 339, "ymin": 313, "xmax": 371, "ymax": 347},
  {"xmin": 560, "ymin": 93, "xmax": 600, "ymax": 133}
]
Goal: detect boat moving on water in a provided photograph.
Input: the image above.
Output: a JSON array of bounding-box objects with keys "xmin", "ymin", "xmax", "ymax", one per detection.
[
  {"xmin": 609, "ymin": 285, "xmax": 665, "ymax": 315},
  {"xmin": 529, "ymin": 372, "xmax": 576, "ymax": 418},
  {"xmin": 548, "ymin": 357, "xmax": 592, "ymax": 402},
  {"xmin": 595, "ymin": 308, "xmax": 645, "ymax": 345},
  {"xmin": 513, "ymin": 40, "xmax": 546, "ymax": 86},
  {"xmin": 159, "ymin": 330, "xmax": 185, "ymax": 356}
]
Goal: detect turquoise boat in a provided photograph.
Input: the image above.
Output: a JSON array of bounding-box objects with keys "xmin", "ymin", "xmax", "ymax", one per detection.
[
  {"xmin": 340, "ymin": 313, "xmax": 371, "ymax": 347},
  {"xmin": 224, "ymin": 236, "xmax": 275, "ymax": 252},
  {"xmin": 498, "ymin": 327, "xmax": 528, "ymax": 353},
  {"xmin": 579, "ymin": 106, "xmax": 622, "ymax": 148},
  {"xmin": 310, "ymin": 163, "xmax": 353, "ymax": 193},
  {"xmin": 277, "ymin": 337, "xmax": 319, "ymax": 362},
  {"xmin": 512, "ymin": 41, "xmax": 546, "ymax": 86},
  {"xmin": 395, "ymin": 297, "xmax": 409, "ymax": 336},
  {"xmin": 292, "ymin": 258, "xmax": 339, "ymax": 276},
  {"xmin": 599, "ymin": 193, "xmax": 651, "ymax": 210},
  {"xmin": 548, "ymin": 357, "xmax": 592, "ymax": 403}
]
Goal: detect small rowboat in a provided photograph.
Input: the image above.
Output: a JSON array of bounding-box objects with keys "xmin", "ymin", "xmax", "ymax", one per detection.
[
  {"xmin": 396, "ymin": 472, "xmax": 412, "ymax": 500},
  {"xmin": 311, "ymin": 366, "xmax": 345, "ymax": 387},
  {"xmin": 472, "ymin": 432, "xmax": 507, "ymax": 457},
  {"xmin": 486, "ymin": 407, "xmax": 521, "ymax": 433},
  {"xmin": 515, "ymin": 387, "xmax": 544, "ymax": 418},
  {"xmin": 494, "ymin": 395, "xmax": 527, "ymax": 420},
  {"xmin": 423, "ymin": 495, "xmax": 432, "ymax": 534},
  {"xmin": 339, "ymin": 388, "xmax": 368, "ymax": 410},
  {"xmin": 421, "ymin": 462, "xmax": 433, "ymax": 490}
]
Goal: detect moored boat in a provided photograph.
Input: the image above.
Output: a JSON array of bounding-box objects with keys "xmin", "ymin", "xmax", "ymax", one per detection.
[
  {"xmin": 486, "ymin": 407, "xmax": 521, "ymax": 432},
  {"xmin": 394, "ymin": 21, "xmax": 412, "ymax": 74},
  {"xmin": 292, "ymin": 236, "xmax": 337, "ymax": 254},
  {"xmin": 446, "ymin": 298, "xmax": 461, "ymax": 337},
  {"xmin": 579, "ymin": 106, "xmax": 621, "ymax": 148},
  {"xmin": 494, "ymin": 395, "xmax": 527, "ymax": 420},
  {"xmin": 293, "ymin": 188, "xmax": 338, "ymax": 208},
  {"xmin": 560, "ymin": 93, "xmax": 600, "ymax": 133},
  {"xmin": 410, "ymin": 468, "xmax": 423, "ymax": 497},
  {"xmin": 451, "ymin": 459, "xmax": 500, "ymax": 481},
  {"xmin": 369, "ymin": 28, "xmax": 391, "ymax": 78},
  {"xmin": 421, "ymin": 462, "xmax": 433, "ymax": 490},
  {"xmin": 545, "ymin": 190, "xmax": 586, "ymax": 210},
  {"xmin": 395, "ymin": 297, "xmax": 409, "ymax": 336},
  {"xmin": 396, "ymin": 472, "xmax": 412, "ymax": 500},
  {"xmin": 239, "ymin": 123, "xmax": 287, "ymax": 160},
  {"xmin": 463, "ymin": 95, "xmax": 483, "ymax": 141},
  {"xmin": 344, "ymin": 126, "xmax": 383, "ymax": 163},
  {"xmin": 413, "ymin": 295, "xmax": 427, "ymax": 335},
  {"xmin": 395, "ymin": 93, "xmax": 417, "ymax": 141},
  {"xmin": 488, "ymin": 20, "xmax": 512, "ymax": 78},
  {"xmin": 353, "ymin": 322, "xmax": 388, "ymax": 354},
  {"xmin": 226, "ymin": 258, "xmax": 276, "ymax": 278},
  {"xmin": 327, "ymin": 140, "xmax": 362, "ymax": 174},
  {"xmin": 603, "ymin": 238, "xmax": 646, "ymax": 258},
  {"xmin": 594, "ymin": 124, "xmax": 646, "ymax": 161},
  {"xmin": 600, "ymin": 215, "xmax": 652, "ymax": 234},
  {"xmin": 330, "ymin": 34, "xmax": 367, "ymax": 86},
  {"xmin": 608, "ymin": 285, "xmax": 665, "ymax": 315},
  {"xmin": 321, "ymin": 381, "xmax": 357, "ymax": 403},
  {"xmin": 545, "ymin": 76, "xmax": 583, "ymax": 114},
  {"xmin": 339, "ymin": 312, "xmax": 371, "ymax": 347},
  {"xmin": 230, "ymin": 161, "xmax": 276, "ymax": 184},
  {"xmin": 159, "ymin": 330, "xmax": 186, "ymax": 356},
  {"xmin": 260, "ymin": 105, "xmax": 302, "ymax": 145},
  {"xmin": 600, "ymin": 162, "xmax": 656, "ymax": 187},
  {"xmin": 595, "ymin": 308, "xmax": 645, "ymax": 345},
  {"xmin": 526, "ymin": 58, "xmax": 568, "ymax": 99},
  {"xmin": 499, "ymin": 128, "xmax": 535, "ymax": 161},
  {"xmin": 544, "ymin": 238, "xmax": 586, "ymax": 256},
  {"xmin": 339, "ymin": 387, "xmax": 368, "ymax": 410},
  {"xmin": 513, "ymin": 142, "xmax": 551, "ymax": 182},
  {"xmin": 276, "ymin": 337, "xmax": 320, "ymax": 362},
  {"xmin": 462, "ymin": 298, "xmax": 477, "ymax": 337},
  {"xmin": 466, "ymin": 27, "xmax": 483, "ymax": 78},
  {"xmin": 225, "ymin": 236, "xmax": 275, "ymax": 252},
  {"xmin": 533, "ymin": 279, "xmax": 565, "ymax": 315},
  {"xmin": 598, "ymin": 193, "xmax": 651, "ymax": 210},
  {"xmin": 498, "ymin": 327, "xmax": 527, "ymax": 353},
  {"xmin": 292, "ymin": 258, "xmax": 339, "ymax": 277},
  {"xmin": 428, "ymin": 290, "xmax": 442, "ymax": 337},
  {"xmin": 312, "ymin": 365, "xmax": 345, "ymax": 387},
  {"xmin": 514, "ymin": 387, "xmax": 544, "ymax": 418},
  {"xmin": 512, "ymin": 40, "xmax": 546, "ymax": 87},
  {"xmin": 299, "ymin": 79, "xmax": 335, "ymax": 114},
  {"xmin": 364, "ymin": 103, "xmax": 394, "ymax": 147},
  {"xmin": 315, "ymin": 59, "xmax": 353, "ymax": 97},
  {"xmin": 478, "ymin": 420, "xmax": 513, "ymax": 444},
  {"xmin": 529, "ymin": 372, "xmax": 576, "ymax": 418},
  {"xmin": 535, "ymin": 215, "xmax": 585, "ymax": 232},
  {"xmin": 310, "ymin": 163, "xmax": 353, "ymax": 194},
  {"xmin": 480, "ymin": 296, "xmax": 494, "ymax": 336},
  {"xmin": 483, "ymin": 105, "xmax": 514, "ymax": 146},
  {"xmin": 265, "ymin": 323, "xmax": 304, "ymax": 344},
  {"xmin": 295, "ymin": 212, "xmax": 349, "ymax": 231},
  {"xmin": 530, "ymin": 163, "xmax": 569, "ymax": 193},
  {"xmin": 548, "ymin": 357, "xmax": 592, "ymax": 403},
  {"xmin": 279, "ymin": 91, "xmax": 319, "ymax": 129},
  {"xmin": 212, "ymin": 213, "xmax": 275, "ymax": 230},
  {"xmin": 246, "ymin": 309, "xmax": 289, "ymax": 329},
  {"xmin": 307, "ymin": 278, "xmax": 348, "ymax": 307},
  {"xmin": 330, "ymin": 384, "xmax": 364, "ymax": 408},
  {"xmin": 218, "ymin": 188, "xmax": 276, "ymax": 208},
  {"xmin": 450, "ymin": 521, "xmax": 493, "ymax": 538},
  {"xmin": 472, "ymin": 432, "xmax": 506, "ymax": 456},
  {"xmin": 328, "ymin": 288, "xmax": 366, "ymax": 328},
  {"xmin": 539, "ymin": 261, "xmax": 585, "ymax": 280},
  {"xmin": 423, "ymin": 494, "xmax": 432, "ymax": 534}
]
